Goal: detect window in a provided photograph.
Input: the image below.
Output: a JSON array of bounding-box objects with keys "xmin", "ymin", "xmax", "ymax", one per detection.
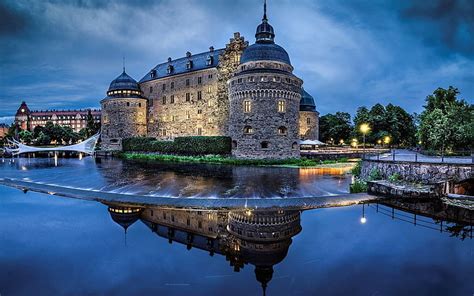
[
  {"xmin": 307, "ymin": 117, "xmax": 311, "ymax": 125},
  {"xmin": 208, "ymin": 74, "xmax": 213, "ymax": 79},
  {"xmin": 186, "ymin": 93, "xmax": 190, "ymax": 102},
  {"xmin": 171, "ymin": 82, "xmax": 174, "ymax": 89},
  {"xmin": 206, "ymin": 55, "xmax": 213, "ymax": 65},
  {"xmin": 292, "ymin": 142, "xmax": 299, "ymax": 149},
  {"xmin": 237, "ymin": 78, "xmax": 242, "ymax": 83},
  {"xmin": 261, "ymin": 141, "xmax": 270, "ymax": 149},
  {"xmin": 162, "ymin": 96, "xmax": 166, "ymax": 105},
  {"xmin": 233, "ymin": 54, "xmax": 240, "ymax": 64},
  {"xmin": 150, "ymin": 70, "xmax": 156, "ymax": 78},
  {"xmin": 208, "ymin": 118, "xmax": 213, "ymax": 123},
  {"xmin": 197, "ymin": 127, "xmax": 202, "ymax": 135},
  {"xmin": 244, "ymin": 126, "xmax": 253, "ymax": 134},
  {"xmin": 162, "ymin": 84, "xmax": 166, "ymax": 91},
  {"xmin": 232, "ymin": 140, "xmax": 237, "ymax": 149},
  {"xmin": 186, "ymin": 111, "xmax": 190, "ymax": 119},
  {"xmin": 207, "ymin": 85, "xmax": 212, "ymax": 93},
  {"xmin": 207, "ymin": 100, "xmax": 212, "ymax": 107},
  {"xmin": 167, "ymin": 65, "xmax": 173, "ymax": 74},
  {"xmin": 149, "ymin": 86, "xmax": 153, "ymax": 93},
  {"xmin": 278, "ymin": 126, "xmax": 287, "ymax": 135},
  {"xmin": 126, "ymin": 102, "xmax": 130, "ymax": 106},
  {"xmin": 248, "ymin": 76, "xmax": 254, "ymax": 82},
  {"xmin": 139, "ymin": 103, "xmax": 142, "ymax": 107},
  {"xmin": 277, "ymin": 100, "xmax": 286, "ymax": 113},
  {"xmin": 241, "ymin": 65, "xmax": 246, "ymax": 71},
  {"xmin": 198, "ymin": 221, "xmax": 202, "ymax": 228},
  {"xmin": 197, "ymin": 91, "xmax": 202, "ymax": 100},
  {"xmin": 243, "ymin": 100, "xmax": 251, "ymax": 113},
  {"xmin": 186, "ymin": 79, "xmax": 190, "ymax": 87},
  {"xmin": 170, "ymin": 95, "xmax": 175, "ymax": 104},
  {"xmin": 149, "ymin": 98, "xmax": 154, "ymax": 107},
  {"xmin": 197, "ymin": 109, "xmax": 202, "ymax": 115},
  {"xmin": 172, "ymin": 115, "xmax": 176, "ymax": 122},
  {"xmin": 187, "ymin": 218, "xmax": 190, "ymax": 226},
  {"xmin": 197, "ymin": 77, "xmax": 202, "ymax": 84},
  {"xmin": 186, "ymin": 60, "xmax": 193, "ymax": 69}
]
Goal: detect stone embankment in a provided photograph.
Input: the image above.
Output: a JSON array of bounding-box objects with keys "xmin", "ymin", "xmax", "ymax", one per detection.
[{"xmin": 367, "ymin": 180, "xmax": 444, "ymax": 199}]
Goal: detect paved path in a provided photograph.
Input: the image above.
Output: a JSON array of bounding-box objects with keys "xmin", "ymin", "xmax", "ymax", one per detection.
[{"xmin": 366, "ymin": 149, "xmax": 473, "ymax": 164}]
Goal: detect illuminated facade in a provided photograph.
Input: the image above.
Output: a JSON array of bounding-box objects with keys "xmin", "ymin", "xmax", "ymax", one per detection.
[
  {"xmin": 101, "ymin": 2, "xmax": 319, "ymax": 158},
  {"xmin": 14, "ymin": 101, "xmax": 101, "ymax": 133}
]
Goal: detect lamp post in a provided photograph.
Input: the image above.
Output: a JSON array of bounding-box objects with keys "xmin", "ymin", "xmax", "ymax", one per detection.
[{"xmin": 360, "ymin": 123, "xmax": 370, "ymax": 158}]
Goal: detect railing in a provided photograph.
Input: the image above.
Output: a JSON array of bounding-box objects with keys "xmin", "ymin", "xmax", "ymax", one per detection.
[
  {"xmin": 368, "ymin": 204, "xmax": 473, "ymax": 239},
  {"xmin": 363, "ymin": 149, "xmax": 474, "ymax": 164}
]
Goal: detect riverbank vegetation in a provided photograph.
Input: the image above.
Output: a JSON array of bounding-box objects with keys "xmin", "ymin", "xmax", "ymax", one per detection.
[{"xmin": 120, "ymin": 152, "xmax": 351, "ymax": 168}]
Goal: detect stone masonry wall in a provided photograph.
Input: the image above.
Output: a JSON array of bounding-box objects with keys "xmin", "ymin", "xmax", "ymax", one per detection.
[
  {"xmin": 101, "ymin": 97, "xmax": 147, "ymax": 150},
  {"xmin": 299, "ymin": 110, "xmax": 319, "ymax": 140},
  {"xmin": 361, "ymin": 159, "xmax": 474, "ymax": 184}
]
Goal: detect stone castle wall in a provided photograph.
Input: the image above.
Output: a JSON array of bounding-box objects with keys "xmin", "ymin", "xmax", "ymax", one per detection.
[
  {"xmin": 101, "ymin": 97, "xmax": 147, "ymax": 150},
  {"xmin": 228, "ymin": 63, "xmax": 302, "ymax": 159},
  {"xmin": 299, "ymin": 110, "xmax": 319, "ymax": 140}
]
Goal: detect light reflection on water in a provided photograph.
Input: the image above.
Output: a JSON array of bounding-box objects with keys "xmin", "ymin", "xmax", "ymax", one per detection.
[{"xmin": 0, "ymin": 157, "xmax": 353, "ymax": 198}]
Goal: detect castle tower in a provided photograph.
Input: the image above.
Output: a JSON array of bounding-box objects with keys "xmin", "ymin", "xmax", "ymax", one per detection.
[
  {"xmin": 228, "ymin": 1, "xmax": 302, "ymax": 159},
  {"xmin": 100, "ymin": 69, "xmax": 147, "ymax": 150},
  {"xmin": 299, "ymin": 88, "xmax": 319, "ymax": 140},
  {"xmin": 15, "ymin": 101, "xmax": 31, "ymax": 131}
]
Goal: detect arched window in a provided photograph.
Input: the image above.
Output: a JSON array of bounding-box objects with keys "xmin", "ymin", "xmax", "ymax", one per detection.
[
  {"xmin": 292, "ymin": 142, "xmax": 299, "ymax": 150},
  {"xmin": 232, "ymin": 140, "xmax": 237, "ymax": 149},
  {"xmin": 261, "ymin": 141, "xmax": 270, "ymax": 149},
  {"xmin": 307, "ymin": 117, "xmax": 311, "ymax": 125},
  {"xmin": 278, "ymin": 126, "xmax": 287, "ymax": 135},
  {"xmin": 243, "ymin": 126, "xmax": 253, "ymax": 134},
  {"xmin": 243, "ymin": 100, "xmax": 252, "ymax": 113},
  {"xmin": 277, "ymin": 100, "xmax": 286, "ymax": 113}
]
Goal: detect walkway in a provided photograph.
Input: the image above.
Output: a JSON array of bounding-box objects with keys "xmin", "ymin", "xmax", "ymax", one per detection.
[{"xmin": 365, "ymin": 149, "xmax": 473, "ymax": 164}]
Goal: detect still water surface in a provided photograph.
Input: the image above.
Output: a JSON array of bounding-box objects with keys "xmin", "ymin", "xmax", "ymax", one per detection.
[{"xmin": 0, "ymin": 157, "xmax": 473, "ymax": 295}]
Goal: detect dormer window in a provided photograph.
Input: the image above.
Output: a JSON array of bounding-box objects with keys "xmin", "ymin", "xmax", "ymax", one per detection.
[
  {"xmin": 150, "ymin": 70, "xmax": 157, "ymax": 78},
  {"xmin": 186, "ymin": 60, "xmax": 193, "ymax": 70},
  {"xmin": 206, "ymin": 55, "xmax": 213, "ymax": 66},
  {"xmin": 167, "ymin": 64, "xmax": 174, "ymax": 74}
]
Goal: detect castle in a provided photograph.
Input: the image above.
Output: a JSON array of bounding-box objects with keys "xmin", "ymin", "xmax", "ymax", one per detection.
[{"xmin": 101, "ymin": 2, "xmax": 319, "ymax": 159}]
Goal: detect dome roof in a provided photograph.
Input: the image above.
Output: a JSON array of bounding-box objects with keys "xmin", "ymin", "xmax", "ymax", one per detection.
[
  {"xmin": 300, "ymin": 88, "xmax": 316, "ymax": 112},
  {"xmin": 240, "ymin": 42, "xmax": 291, "ymax": 65},
  {"xmin": 240, "ymin": 1, "xmax": 291, "ymax": 66},
  {"xmin": 108, "ymin": 70, "xmax": 140, "ymax": 92}
]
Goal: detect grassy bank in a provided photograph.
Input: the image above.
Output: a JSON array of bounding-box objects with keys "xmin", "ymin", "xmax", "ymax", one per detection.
[{"xmin": 120, "ymin": 152, "xmax": 351, "ymax": 167}]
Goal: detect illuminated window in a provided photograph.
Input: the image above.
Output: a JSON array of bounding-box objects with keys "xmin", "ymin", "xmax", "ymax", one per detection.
[
  {"xmin": 186, "ymin": 93, "xmax": 190, "ymax": 102},
  {"xmin": 208, "ymin": 118, "xmax": 213, "ymax": 123},
  {"xmin": 186, "ymin": 111, "xmax": 190, "ymax": 119},
  {"xmin": 233, "ymin": 54, "xmax": 241, "ymax": 63},
  {"xmin": 277, "ymin": 100, "xmax": 286, "ymax": 113},
  {"xmin": 207, "ymin": 100, "xmax": 212, "ymax": 107},
  {"xmin": 244, "ymin": 126, "xmax": 253, "ymax": 134},
  {"xmin": 243, "ymin": 100, "xmax": 251, "ymax": 113},
  {"xmin": 207, "ymin": 85, "xmax": 212, "ymax": 93},
  {"xmin": 278, "ymin": 126, "xmax": 287, "ymax": 135},
  {"xmin": 172, "ymin": 115, "xmax": 176, "ymax": 122}
]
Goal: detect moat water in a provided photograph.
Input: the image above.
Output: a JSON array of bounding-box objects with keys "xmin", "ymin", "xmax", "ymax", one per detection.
[{"xmin": 0, "ymin": 157, "xmax": 473, "ymax": 295}]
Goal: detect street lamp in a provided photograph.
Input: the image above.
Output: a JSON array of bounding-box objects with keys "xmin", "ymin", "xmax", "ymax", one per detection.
[
  {"xmin": 359, "ymin": 123, "xmax": 370, "ymax": 156},
  {"xmin": 384, "ymin": 136, "xmax": 391, "ymax": 147}
]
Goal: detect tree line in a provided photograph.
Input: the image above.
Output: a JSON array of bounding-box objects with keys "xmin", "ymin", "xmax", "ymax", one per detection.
[
  {"xmin": 319, "ymin": 86, "xmax": 473, "ymax": 152},
  {"xmin": 1, "ymin": 110, "xmax": 100, "ymax": 147}
]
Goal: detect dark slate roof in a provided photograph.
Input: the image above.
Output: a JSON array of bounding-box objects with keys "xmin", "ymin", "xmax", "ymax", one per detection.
[
  {"xmin": 240, "ymin": 43, "xmax": 291, "ymax": 65},
  {"xmin": 139, "ymin": 49, "xmax": 225, "ymax": 83},
  {"xmin": 108, "ymin": 70, "xmax": 140, "ymax": 92},
  {"xmin": 300, "ymin": 88, "xmax": 316, "ymax": 112}
]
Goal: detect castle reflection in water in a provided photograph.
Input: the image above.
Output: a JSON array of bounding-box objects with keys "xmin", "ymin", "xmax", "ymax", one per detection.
[
  {"xmin": 107, "ymin": 204, "xmax": 301, "ymax": 294},
  {"xmin": 104, "ymin": 199, "xmax": 472, "ymax": 294}
]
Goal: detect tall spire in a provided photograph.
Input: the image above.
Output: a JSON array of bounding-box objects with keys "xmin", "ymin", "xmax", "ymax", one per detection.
[
  {"xmin": 122, "ymin": 56, "xmax": 125, "ymax": 73},
  {"xmin": 263, "ymin": 0, "xmax": 267, "ymax": 21}
]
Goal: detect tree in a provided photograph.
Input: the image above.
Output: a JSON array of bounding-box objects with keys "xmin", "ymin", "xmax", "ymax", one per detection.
[
  {"xmin": 319, "ymin": 112, "xmax": 353, "ymax": 144},
  {"xmin": 19, "ymin": 130, "xmax": 33, "ymax": 144},
  {"xmin": 418, "ymin": 87, "xmax": 474, "ymax": 151},
  {"xmin": 85, "ymin": 109, "xmax": 100, "ymax": 137}
]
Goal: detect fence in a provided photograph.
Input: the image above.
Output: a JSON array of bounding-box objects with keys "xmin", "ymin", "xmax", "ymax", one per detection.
[{"xmin": 363, "ymin": 149, "xmax": 474, "ymax": 164}]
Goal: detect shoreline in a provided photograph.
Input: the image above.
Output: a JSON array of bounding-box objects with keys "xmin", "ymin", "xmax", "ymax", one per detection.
[{"xmin": 119, "ymin": 152, "xmax": 356, "ymax": 169}]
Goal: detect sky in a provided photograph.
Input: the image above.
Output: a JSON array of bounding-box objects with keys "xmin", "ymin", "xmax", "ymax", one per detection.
[{"xmin": 0, "ymin": 0, "xmax": 473, "ymax": 123}]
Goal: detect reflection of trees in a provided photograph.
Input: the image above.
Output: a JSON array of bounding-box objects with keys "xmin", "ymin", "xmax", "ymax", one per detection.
[{"xmin": 445, "ymin": 224, "xmax": 472, "ymax": 241}]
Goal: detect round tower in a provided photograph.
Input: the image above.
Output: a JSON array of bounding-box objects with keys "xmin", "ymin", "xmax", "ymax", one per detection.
[
  {"xmin": 101, "ymin": 69, "xmax": 147, "ymax": 150},
  {"xmin": 299, "ymin": 88, "xmax": 319, "ymax": 140},
  {"xmin": 228, "ymin": 2, "xmax": 302, "ymax": 159}
]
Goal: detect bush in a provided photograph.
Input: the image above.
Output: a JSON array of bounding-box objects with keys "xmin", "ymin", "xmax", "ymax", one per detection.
[
  {"xmin": 122, "ymin": 136, "xmax": 232, "ymax": 155},
  {"xmin": 351, "ymin": 161, "xmax": 362, "ymax": 177},
  {"xmin": 350, "ymin": 179, "xmax": 367, "ymax": 193},
  {"xmin": 368, "ymin": 168, "xmax": 382, "ymax": 181},
  {"xmin": 388, "ymin": 173, "xmax": 402, "ymax": 183}
]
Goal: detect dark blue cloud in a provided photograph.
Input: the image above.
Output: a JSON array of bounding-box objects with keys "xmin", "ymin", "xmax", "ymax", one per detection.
[{"xmin": 0, "ymin": 0, "xmax": 472, "ymax": 120}]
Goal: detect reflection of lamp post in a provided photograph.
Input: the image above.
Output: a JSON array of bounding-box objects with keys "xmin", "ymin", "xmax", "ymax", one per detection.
[
  {"xmin": 360, "ymin": 123, "xmax": 370, "ymax": 157},
  {"xmin": 360, "ymin": 204, "xmax": 367, "ymax": 224}
]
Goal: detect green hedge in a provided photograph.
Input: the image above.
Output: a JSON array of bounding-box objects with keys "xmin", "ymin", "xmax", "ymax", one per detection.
[{"xmin": 122, "ymin": 136, "xmax": 232, "ymax": 155}]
